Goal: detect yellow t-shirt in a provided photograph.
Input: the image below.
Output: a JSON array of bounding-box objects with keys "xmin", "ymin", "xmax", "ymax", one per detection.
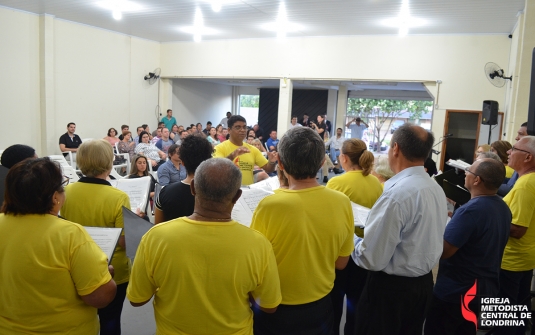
[
  {"xmin": 127, "ymin": 218, "xmax": 281, "ymax": 335},
  {"xmin": 0, "ymin": 214, "xmax": 112, "ymax": 334},
  {"xmin": 250, "ymin": 186, "xmax": 354, "ymax": 305},
  {"xmin": 502, "ymin": 172, "xmax": 535, "ymax": 271},
  {"xmin": 62, "ymin": 179, "xmax": 131, "ymax": 284},
  {"xmin": 213, "ymin": 141, "xmax": 269, "ymax": 185},
  {"xmin": 326, "ymin": 170, "xmax": 383, "ymax": 237},
  {"xmin": 505, "ymin": 165, "xmax": 515, "ymax": 179}
]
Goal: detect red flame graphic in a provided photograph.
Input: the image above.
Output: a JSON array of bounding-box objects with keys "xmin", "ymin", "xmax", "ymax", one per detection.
[{"xmin": 461, "ymin": 280, "xmax": 477, "ymax": 330}]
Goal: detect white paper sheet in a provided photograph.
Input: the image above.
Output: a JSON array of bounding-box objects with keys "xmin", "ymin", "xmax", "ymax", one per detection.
[
  {"xmin": 83, "ymin": 226, "xmax": 122, "ymax": 263},
  {"xmin": 248, "ymin": 176, "xmax": 280, "ymax": 192},
  {"xmin": 446, "ymin": 159, "xmax": 470, "ymax": 170},
  {"xmin": 351, "ymin": 202, "xmax": 371, "ymax": 228},
  {"xmin": 232, "ymin": 188, "xmax": 274, "ymax": 227},
  {"xmin": 113, "ymin": 177, "xmax": 151, "ymax": 212}
]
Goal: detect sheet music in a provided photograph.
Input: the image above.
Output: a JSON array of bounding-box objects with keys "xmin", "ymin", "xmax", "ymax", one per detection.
[
  {"xmin": 232, "ymin": 188, "xmax": 273, "ymax": 227},
  {"xmin": 446, "ymin": 159, "xmax": 470, "ymax": 170},
  {"xmin": 113, "ymin": 177, "xmax": 151, "ymax": 212},
  {"xmin": 122, "ymin": 206, "xmax": 153, "ymax": 261},
  {"xmin": 351, "ymin": 202, "xmax": 371, "ymax": 228},
  {"xmin": 83, "ymin": 227, "xmax": 122, "ymax": 264},
  {"xmin": 248, "ymin": 176, "xmax": 280, "ymax": 192}
]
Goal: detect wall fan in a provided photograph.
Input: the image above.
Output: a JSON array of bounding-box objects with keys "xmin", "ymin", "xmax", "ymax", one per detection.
[
  {"xmin": 484, "ymin": 62, "xmax": 512, "ymax": 88},
  {"xmin": 144, "ymin": 68, "xmax": 161, "ymax": 121}
]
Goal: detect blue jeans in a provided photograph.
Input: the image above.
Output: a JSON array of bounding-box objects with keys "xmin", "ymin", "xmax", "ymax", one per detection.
[{"xmin": 330, "ymin": 147, "xmax": 340, "ymax": 164}]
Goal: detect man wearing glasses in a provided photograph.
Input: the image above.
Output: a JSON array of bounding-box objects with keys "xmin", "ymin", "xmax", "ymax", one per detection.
[
  {"xmin": 498, "ymin": 122, "xmax": 528, "ymax": 196},
  {"xmin": 214, "ymin": 115, "xmax": 278, "ymax": 185},
  {"xmin": 424, "ymin": 158, "xmax": 511, "ymax": 334},
  {"xmin": 494, "ymin": 136, "xmax": 535, "ymax": 335}
]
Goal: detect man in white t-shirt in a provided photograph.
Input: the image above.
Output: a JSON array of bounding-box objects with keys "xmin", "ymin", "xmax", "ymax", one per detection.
[{"xmin": 346, "ymin": 117, "xmax": 369, "ymax": 139}]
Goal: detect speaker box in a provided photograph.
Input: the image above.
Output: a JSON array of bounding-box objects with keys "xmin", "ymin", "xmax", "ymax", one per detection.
[{"xmin": 482, "ymin": 100, "xmax": 498, "ymax": 125}]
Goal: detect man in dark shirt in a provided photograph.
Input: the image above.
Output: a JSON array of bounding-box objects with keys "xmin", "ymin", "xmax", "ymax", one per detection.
[
  {"xmin": 154, "ymin": 134, "xmax": 214, "ymax": 223},
  {"xmin": 424, "ymin": 158, "xmax": 511, "ymax": 335},
  {"xmin": 58, "ymin": 122, "xmax": 82, "ymax": 155}
]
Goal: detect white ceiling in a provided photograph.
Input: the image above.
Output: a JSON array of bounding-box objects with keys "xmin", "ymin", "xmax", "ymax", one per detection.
[{"xmin": 0, "ymin": 0, "xmax": 525, "ymax": 43}]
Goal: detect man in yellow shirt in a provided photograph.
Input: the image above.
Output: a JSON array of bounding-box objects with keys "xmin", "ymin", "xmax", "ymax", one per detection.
[
  {"xmin": 496, "ymin": 135, "xmax": 535, "ymax": 335},
  {"xmin": 214, "ymin": 115, "xmax": 278, "ymax": 185},
  {"xmin": 127, "ymin": 158, "xmax": 281, "ymax": 335},
  {"xmin": 251, "ymin": 127, "xmax": 354, "ymax": 335}
]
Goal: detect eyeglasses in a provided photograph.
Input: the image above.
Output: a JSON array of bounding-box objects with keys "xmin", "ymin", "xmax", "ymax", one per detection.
[
  {"xmin": 464, "ymin": 166, "xmax": 484, "ymax": 182},
  {"xmin": 511, "ymin": 146, "xmax": 531, "ymax": 155},
  {"xmin": 58, "ymin": 175, "xmax": 69, "ymax": 188},
  {"xmin": 232, "ymin": 126, "xmax": 248, "ymax": 131}
]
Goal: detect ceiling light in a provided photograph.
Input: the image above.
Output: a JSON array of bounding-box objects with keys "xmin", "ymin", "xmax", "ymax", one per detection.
[
  {"xmin": 262, "ymin": 2, "xmax": 301, "ymax": 39},
  {"xmin": 96, "ymin": 0, "xmax": 142, "ymax": 20},
  {"xmin": 380, "ymin": 0, "xmax": 426, "ymax": 36},
  {"xmin": 179, "ymin": 8, "xmax": 218, "ymax": 42}
]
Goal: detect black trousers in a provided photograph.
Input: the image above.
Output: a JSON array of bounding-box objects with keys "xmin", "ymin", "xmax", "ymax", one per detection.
[
  {"xmin": 253, "ymin": 293, "xmax": 334, "ymax": 335},
  {"xmin": 494, "ymin": 269, "xmax": 533, "ymax": 335},
  {"xmin": 424, "ymin": 295, "xmax": 476, "ymax": 335},
  {"xmin": 98, "ymin": 282, "xmax": 127, "ymax": 335},
  {"xmin": 354, "ymin": 271, "xmax": 433, "ymax": 335},
  {"xmin": 331, "ymin": 257, "xmax": 369, "ymax": 335}
]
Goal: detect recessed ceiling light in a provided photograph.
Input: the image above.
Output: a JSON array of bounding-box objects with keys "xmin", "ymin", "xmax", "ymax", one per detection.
[
  {"xmin": 261, "ymin": 2, "xmax": 301, "ymax": 39},
  {"xmin": 200, "ymin": 0, "xmax": 241, "ymax": 12},
  {"xmin": 179, "ymin": 8, "xmax": 218, "ymax": 42},
  {"xmin": 96, "ymin": 0, "xmax": 142, "ymax": 20},
  {"xmin": 381, "ymin": 0, "xmax": 426, "ymax": 36}
]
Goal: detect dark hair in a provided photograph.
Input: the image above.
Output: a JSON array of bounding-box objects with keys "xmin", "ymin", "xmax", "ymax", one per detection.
[
  {"xmin": 168, "ymin": 144, "xmax": 179, "ymax": 156},
  {"xmin": 424, "ymin": 157, "xmax": 438, "ymax": 176},
  {"xmin": 1, "ymin": 144, "xmax": 36, "ymax": 168},
  {"xmin": 490, "ymin": 140, "xmax": 512, "ymax": 164},
  {"xmin": 178, "ymin": 130, "xmax": 187, "ymax": 135},
  {"xmin": 179, "ymin": 135, "xmax": 214, "ymax": 174},
  {"xmin": 391, "ymin": 124, "xmax": 435, "ymax": 162},
  {"xmin": 142, "ymin": 124, "xmax": 148, "ymax": 130},
  {"xmin": 158, "ymin": 122, "xmax": 165, "ymax": 127},
  {"xmin": 196, "ymin": 123, "xmax": 202, "ymax": 127},
  {"xmin": 130, "ymin": 155, "xmax": 150, "ymax": 177},
  {"xmin": 167, "ymin": 109, "xmax": 172, "ymax": 113},
  {"xmin": 279, "ymin": 127, "xmax": 324, "ymax": 179},
  {"xmin": 207, "ymin": 121, "xmax": 212, "ymax": 125},
  {"xmin": 228, "ymin": 115, "xmax": 247, "ymax": 129},
  {"xmin": 342, "ymin": 139, "xmax": 374, "ymax": 176},
  {"xmin": 1, "ymin": 158, "xmax": 63, "ymax": 215},
  {"xmin": 139, "ymin": 131, "xmax": 150, "ymax": 142},
  {"xmin": 67, "ymin": 122, "xmax": 76, "ymax": 128},
  {"xmin": 337, "ymin": 127, "xmax": 343, "ymax": 131},
  {"xmin": 107, "ymin": 128, "xmax": 117, "ymax": 136},
  {"xmin": 121, "ymin": 124, "xmax": 129, "ymax": 130},
  {"xmin": 474, "ymin": 159, "xmax": 506, "ymax": 190},
  {"xmin": 521, "ymin": 122, "xmax": 528, "ymax": 127}
]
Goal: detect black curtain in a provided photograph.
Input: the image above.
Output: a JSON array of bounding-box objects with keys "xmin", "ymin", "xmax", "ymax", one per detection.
[{"xmin": 258, "ymin": 89, "xmax": 328, "ymax": 141}]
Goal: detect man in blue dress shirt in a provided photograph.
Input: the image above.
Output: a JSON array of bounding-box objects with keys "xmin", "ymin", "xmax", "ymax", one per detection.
[{"xmin": 352, "ymin": 124, "xmax": 448, "ymax": 335}]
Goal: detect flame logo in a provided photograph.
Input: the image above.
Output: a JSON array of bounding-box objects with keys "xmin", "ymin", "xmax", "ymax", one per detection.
[{"xmin": 461, "ymin": 280, "xmax": 477, "ymax": 330}]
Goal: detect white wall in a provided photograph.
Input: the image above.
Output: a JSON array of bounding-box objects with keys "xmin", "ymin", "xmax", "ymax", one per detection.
[
  {"xmin": 0, "ymin": 7, "xmax": 40, "ymax": 151},
  {"xmin": 171, "ymin": 79, "xmax": 232, "ymax": 127},
  {"xmin": 0, "ymin": 7, "xmax": 161, "ymax": 155}
]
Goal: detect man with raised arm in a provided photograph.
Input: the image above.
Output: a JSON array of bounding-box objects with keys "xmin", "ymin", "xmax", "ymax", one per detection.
[
  {"xmin": 127, "ymin": 158, "xmax": 281, "ymax": 334},
  {"xmin": 352, "ymin": 124, "xmax": 448, "ymax": 335},
  {"xmin": 213, "ymin": 115, "xmax": 277, "ymax": 185}
]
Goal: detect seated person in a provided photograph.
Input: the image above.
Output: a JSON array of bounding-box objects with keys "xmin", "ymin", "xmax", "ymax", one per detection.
[
  {"xmin": 157, "ymin": 144, "xmax": 187, "ymax": 186},
  {"xmin": 59, "ymin": 122, "xmax": 82, "ymax": 157},
  {"xmin": 155, "ymin": 136, "xmax": 213, "ymax": 224},
  {"xmin": 155, "ymin": 128, "xmax": 174, "ymax": 154},
  {"xmin": 0, "ymin": 144, "xmax": 37, "ymax": 205},
  {"xmin": 127, "ymin": 155, "xmax": 157, "ymax": 218},
  {"xmin": 135, "ymin": 131, "xmax": 166, "ymax": 170},
  {"xmin": 103, "ymin": 128, "xmax": 120, "ymax": 147},
  {"xmin": 371, "ymin": 155, "xmax": 394, "ymax": 186},
  {"xmin": 117, "ymin": 131, "xmax": 136, "ymax": 159},
  {"xmin": 491, "ymin": 140, "xmax": 514, "ymax": 178}
]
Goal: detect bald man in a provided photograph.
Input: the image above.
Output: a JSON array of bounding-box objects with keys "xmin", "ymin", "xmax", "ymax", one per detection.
[
  {"xmin": 425, "ymin": 158, "xmax": 511, "ymax": 335},
  {"xmin": 352, "ymin": 124, "xmax": 448, "ymax": 335}
]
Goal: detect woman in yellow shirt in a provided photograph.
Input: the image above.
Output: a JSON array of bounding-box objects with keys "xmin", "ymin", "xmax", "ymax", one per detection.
[
  {"xmin": 326, "ymin": 138, "xmax": 383, "ymax": 335},
  {"xmin": 0, "ymin": 158, "xmax": 116, "ymax": 334},
  {"xmin": 491, "ymin": 140, "xmax": 514, "ymax": 178}
]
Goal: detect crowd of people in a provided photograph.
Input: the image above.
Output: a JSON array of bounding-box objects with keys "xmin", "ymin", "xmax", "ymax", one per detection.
[{"xmin": 0, "ymin": 109, "xmax": 534, "ymax": 335}]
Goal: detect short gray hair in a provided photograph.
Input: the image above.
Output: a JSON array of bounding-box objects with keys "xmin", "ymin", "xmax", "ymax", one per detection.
[
  {"xmin": 278, "ymin": 127, "xmax": 324, "ymax": 179},
  {"xmin": 374, "ymin": 155, "xmax": 394, "ymax": 180},
  {"xmin": 522, "ymin": 136, "xmax": 535, "ymax": 154},
  {"xmin": 476, "ymin": 151, "xmax": 501, "ymax": 163},
  {"xmin": 194, "ymin": 158, "xmax": 241, "ymax": 202},
  {"xmin": 474, "ymin": 158, "xmax": 506, "ymax": 191}
]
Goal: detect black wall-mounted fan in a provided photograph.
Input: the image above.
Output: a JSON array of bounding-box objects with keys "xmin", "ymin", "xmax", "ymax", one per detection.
[
  {"xmin": 484, "ymin": 62, "xmax": 512, "ymax": 88},
  {"xmin": 144, "ymin": 68, "xmax": 161, "ymax": 85}
]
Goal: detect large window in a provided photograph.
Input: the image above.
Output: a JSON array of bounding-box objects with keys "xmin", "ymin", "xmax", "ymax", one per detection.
[
  {"xmin": 239, "ymin": 95, "xmax": 259, "ymax": 125},
  {"xmin": 346, "ymin": 98, "xmax": 433, "ymax": 152}
]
